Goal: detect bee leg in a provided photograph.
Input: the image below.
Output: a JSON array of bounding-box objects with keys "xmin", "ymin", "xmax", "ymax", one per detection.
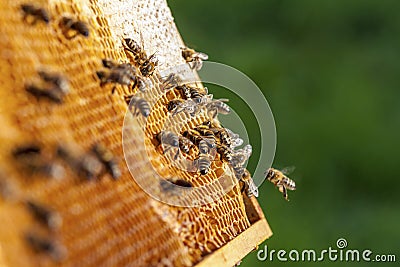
[
  {"xmin": 279, "ymin": 185, "xmax": 289, "ymax": 201},
  {"xmin": 207, "ymin": 108, "xmax": 218, "ymax": 119},
  {"xmin": 173, "ymin": 148, "xmax": 180, "ymax": 160},
  {"xmin": 239, "ymin": 180, "xmax": 246, "ymax": 194}
]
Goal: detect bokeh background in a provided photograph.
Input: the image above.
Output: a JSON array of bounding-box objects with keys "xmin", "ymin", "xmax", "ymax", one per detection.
[{"xmin": 169, "ymin": 0, "xmax": 400, "ymax": 266}]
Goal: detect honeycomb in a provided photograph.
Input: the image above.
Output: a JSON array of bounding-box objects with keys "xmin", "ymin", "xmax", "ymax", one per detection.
[{"xmin": 0, "ymin": 0, "xmax": 252, "ymax": 266}]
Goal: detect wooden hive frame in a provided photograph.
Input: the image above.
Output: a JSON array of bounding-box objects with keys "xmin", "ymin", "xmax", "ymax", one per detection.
[{"xmin": 0, "ymin": 0, "xmax": 272, "ymax": 266}]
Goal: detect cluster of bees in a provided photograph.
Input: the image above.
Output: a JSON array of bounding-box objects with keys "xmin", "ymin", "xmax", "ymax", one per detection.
[
  {"xmin": 21, "ymin": 3, "xmax": 296, "ymax": 201},
  {"xmin": 6, "ymin": 3, "xmax": 97, "ymax": 260},
  {"xmin": 5, "ymin": 142, "xmax": 121, "ymax": 260}
]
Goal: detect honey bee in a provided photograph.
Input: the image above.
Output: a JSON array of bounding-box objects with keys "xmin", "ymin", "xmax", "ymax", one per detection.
[
  {"xmin": 26, "ymin": 200, "xmax": 62, "ymax": 230},
  {"xmin": 12, "ymin": 144, "xmax": 41, "ymax": 157},
  {"xmin": 229, "ymin": 144, "xmax": 252, "ymax": 168},
  {"xmin": 24, "ymin": 232, "xmax": 66, "ymax": 262},
  {"xmin": 56, "ymin": 145, "xmax": 103, "ymax": 180},
  {"xmin": 123, "ymin": 37, "xmax": 158, "ymax": 77},
  {"xmin": 265, "ymin": 167, "xmax": 296, "ymax": 201},
  {"xmin": 160, "ymin": 178, "xmax": 193, "ymax": 195},
  {"xmin": 169, "ymin": 179, "xmax": 193, "ymax": 187},
  {"xmin": 101, "ymin": 59, "xmax": 134, "ymax": 72},
  {"xmin": 216, "ymin": 143, "xmax": 233, "ymax": 162},
  {"xmin": 171, "ymin": 99, "xmax": 199, "ymax": 117},
  {"xmin": 38, "ymin": 71, "xmax": 69, "ymax": 94},
  {"xmin": 25, "ymin": 84, "xmax": 64, "ymax": 104},
  {"xmin": 100, "ymin": 59, "xmax": 151, "ymax": 92},
  {"xmin": 123, "ymin": 38, "xmax": 141, "ymax": 54},
  {"xmin": 225, "ymin": 128, "xmax": 244, "ymax": 148},
  {"xmin": 125, "ymin": 96, "xmax": 151, "ymax": 118},
  {"xmin": 198, "ymin": 139, "xmax": 210, "ymax": 155},
  {"xmin": 240, "ymin": 169, "xmax": 259, "ymax": 197},
  {"xmin": 156, "ymin": 131, "xmax": 179, "ymax": 154},
  {"xmin": 194, "ymin": 125, "xmax": 217, "ymax": 149},
  {"xmin": 210, "ymin": 126, "xmax": 234, "ymax": 149},
  {"xmin": 21, "ymin": 4, "xmax": 50, "ymax": 25},
  {"xmin": 167, "ymin": 99, "xmax": 184, "ymax": 112},
  {"xmin": 60, "ymin": 17, "xmax": 89, "ymax": 39},
  {"xmin": 182, "ymin": 129, "xmax": 203, "ymax": 146},
  {"xmin": 175, "ymin": 85, "xmax": 192, "ymax": 99},
  {"xmin": 139, "ymin": 53, "xmax": 158, "ymax": 77},
  {"xmin": 97, "ymin": 60, "xmax": 135, "ymax": 87},
  {"xmin": 96, "ymin": 69, "xmax": 130, "ymax": 86},
  {"xmin": 178, "ymin": 136, "xmax": 193, "ymax": 155},
  {"xmin": 189, "ymin": 87, "xmax": 205, "ymax": 102},
  {"xmin": 196, "ymin": 138, "xmax": 215, "ymax": 175},
  {"xmin": 181, "ymin": 47, "xmax": 209, "ymax": 71},
  {"xmin": 91, "ymin": 143, "xmax": 121, "ymax": 180},
  {"xmin": 161, "ymin": 73, "xmax": 182, "ymax": 91},
  {"xmin": 13, "ymin": 144, "xmax": 65, "ymax": 179},
  {"xmin": 196, "ymin": 154, "xmax": 212, "ymax": 175}
]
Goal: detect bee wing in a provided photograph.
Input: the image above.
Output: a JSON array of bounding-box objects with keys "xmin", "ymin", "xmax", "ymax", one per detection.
[
  {"xmin": 248, "ymin": 179, "xmax": 259, "ymax": 197},
  {"xmin": 281, "ymin": 166, "xmax": 296, "ymax": 175},
  {"xmin": 195, "ymin": 52, "xmax": 209, "ymax": 60}
]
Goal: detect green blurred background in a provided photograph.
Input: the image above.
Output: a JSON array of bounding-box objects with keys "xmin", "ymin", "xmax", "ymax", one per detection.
[{"xmin": 169, "ymin": 0, "xmax": 399, "ymax": 266}]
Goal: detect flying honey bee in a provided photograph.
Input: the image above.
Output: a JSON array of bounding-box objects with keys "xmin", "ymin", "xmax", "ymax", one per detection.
[
  {"xmin": 265, "ymin": 167, "xmax": 296, "ymax": 201},
  {"xmin": 240, "ymin": 169, "xmax": 259, "ymax": 197},
  {"xmin": 91, "ymin": 143, "xmax": 121, "ymax": 180},
  {"xmin": 25, "ymin": 200, "xmax": 62, "ymax": 230},
  {"xmin": 21, "ymin": 4, "xmax": 50, "ymax": 25},
  {"xmin": 60, "ymin": 17, "xmax": 89, "ymax": 39},
  {"xmin": 181, "ymin": 47, "xmax": 209, "ymax": 71}
]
